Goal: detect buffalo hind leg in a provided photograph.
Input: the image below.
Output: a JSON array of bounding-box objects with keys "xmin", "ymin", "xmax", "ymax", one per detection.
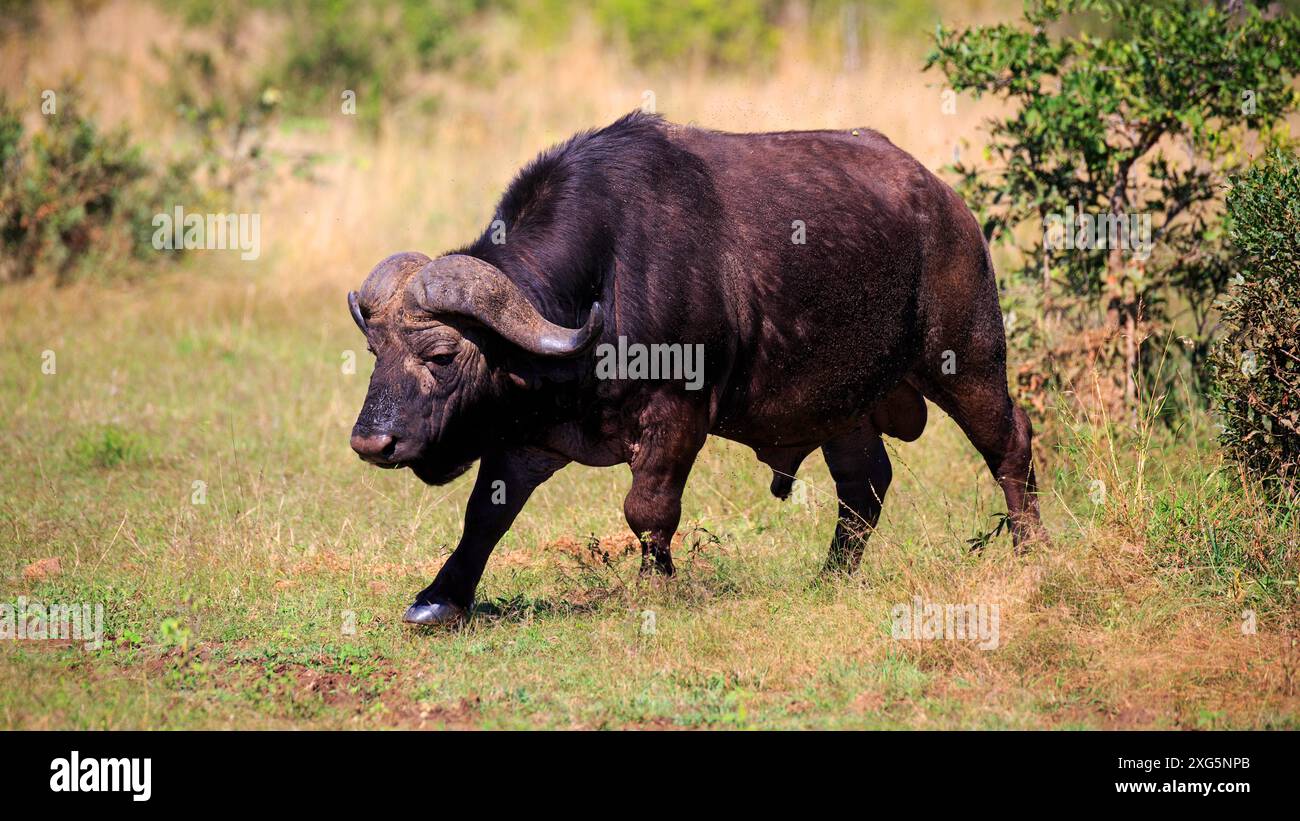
[
  {"xmin": 821, "ymin": 428, "xmax": 893, "ymax": 574},
  {"xmin": 917, "ymin": 376, "xmax": 1044, "ymax": 552},
  {"xmin": 915, "ymin": 234, "xmax": 1045, "ymax": 551}
]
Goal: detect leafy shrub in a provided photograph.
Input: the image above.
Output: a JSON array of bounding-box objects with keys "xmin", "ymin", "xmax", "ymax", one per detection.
[
  {"xmin": 594, "ymin": 0, "xmax": 782, "ymax": 69},
  {"xmin": 165, "ymin": 0, "xmax": 483, "ymax": 132},
  {"xmin": 271, "ymin": 0, "xmax": 481, "ymax": 129},
  {"xmin": 154, "ymin": 44, "xmax": 283, "ymax": 198},
  {"xmin": 1211, "ymin": 150, "xmax": 1300, "ymax": 497},
  {"xmin": 927, "ymin": 0, "xmax": 1300, "ymax": 419},
  {"xmin": 0, "ymin": 95, "xmax": 197, "ymax": 284}
]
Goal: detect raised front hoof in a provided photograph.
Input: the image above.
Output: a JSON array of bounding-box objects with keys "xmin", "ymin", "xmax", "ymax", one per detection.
[{"xmin": 402, "ymin": 601, "xmax": 467, "ymax": 627}]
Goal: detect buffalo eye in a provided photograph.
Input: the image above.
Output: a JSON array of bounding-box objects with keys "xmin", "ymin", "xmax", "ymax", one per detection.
[{"xmin": 427, "ymin": 352, "xmax": 457, "ymax": 368}]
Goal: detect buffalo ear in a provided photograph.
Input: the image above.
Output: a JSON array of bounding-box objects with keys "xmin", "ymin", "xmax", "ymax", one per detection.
[
  {"xmin": 503, "ymin": 355, "xmax": 587, "ymax": 390},
  {"xmin": 507, "ymin": 371, "xmax": 539, "ymax": 390},
  {"xmin": 497, "ymin": 348, "xmax": 544, "ymax": 390},
  {"xmin": 348, "ymin": 291, "xmax": 367, "ymax": 334}
]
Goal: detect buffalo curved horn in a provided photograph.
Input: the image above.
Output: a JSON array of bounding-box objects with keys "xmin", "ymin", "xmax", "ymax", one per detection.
[
  {"xmin": 347, "ymin": 290, "xmax": 366, "ymax": 333},
  {"xmin": 409, "ymin": 254, "xmax": 603, "ymax": 358}
]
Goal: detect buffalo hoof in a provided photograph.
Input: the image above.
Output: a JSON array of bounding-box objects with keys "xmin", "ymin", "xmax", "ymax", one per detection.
[{"xmin": 402, "ymin": 601, "xmax": 466, "ymax": 627}]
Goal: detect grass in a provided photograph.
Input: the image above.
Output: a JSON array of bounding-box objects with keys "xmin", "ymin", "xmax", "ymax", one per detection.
[
  {"xmin": 68, "ymin": 425, "xmax": 148, "ymax": 470},
  {"xmin": 1, "ymin": 0, "xmax": 1298, "ymax": 730},
  {"xmin": 1, "ymin": 270, "xmax": 1297, "ymax": 729}
]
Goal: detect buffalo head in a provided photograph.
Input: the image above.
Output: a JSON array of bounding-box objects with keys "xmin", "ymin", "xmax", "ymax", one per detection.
[{"xmin": 347, "ymin": 251, "xmax": 603, "ymax": 484}]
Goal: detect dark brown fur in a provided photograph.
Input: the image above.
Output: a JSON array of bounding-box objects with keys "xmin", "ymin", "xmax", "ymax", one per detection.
[{"xmin": 350, "ymin": 112, "xmax": 1045, "ymax": 614}]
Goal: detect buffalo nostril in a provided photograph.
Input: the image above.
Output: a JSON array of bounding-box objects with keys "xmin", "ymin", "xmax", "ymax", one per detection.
[{"xmin": 351, "ymin": 433, "xmax": 395, "ymax": 460}]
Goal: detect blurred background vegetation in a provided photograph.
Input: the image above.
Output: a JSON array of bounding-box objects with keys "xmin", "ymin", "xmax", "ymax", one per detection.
[
  {"xmin": 0, "ymin": 0, "xmax": 1019, "ymax": 295},
  {"xmin": 2, "ymin": 0, "xmax": 1299, "ymax": 729}
]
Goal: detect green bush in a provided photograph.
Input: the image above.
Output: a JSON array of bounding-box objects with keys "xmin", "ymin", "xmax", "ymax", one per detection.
[
  {"xmin": 164, "ymin": 0, "xmax": 483, "ymax": 132},
  {"xmin": 927, "ymin": 0, "xmax": 1300, "ymax": 418},
  {"xmin": 155, "ymin": 44, "xmax": 283, "ymax": 198},
  {"xmin": 594, "ymin": 0, "xmax": 782, "ymax": 69},
  {"xmin": 1211, "ymin": 150, "xmax": 1300, "ymax": 496},
  {"xmin": 0, "ymin": 95, "xmax": 197, "ymax": 284},
  {"xmin": 270, "ymin": 0, "xmax": 481, "ymax": 129}
]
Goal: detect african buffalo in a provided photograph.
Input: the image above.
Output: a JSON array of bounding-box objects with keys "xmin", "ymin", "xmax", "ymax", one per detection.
[{"xmin": 348, "ymin": 111, "xmax": 1045, "ymax": 625}]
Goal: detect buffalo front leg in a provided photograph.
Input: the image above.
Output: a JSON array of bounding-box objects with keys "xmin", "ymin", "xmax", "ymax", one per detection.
[
  {"xmin": 624, "ymin": 411, "xmax": 707, "ymax": 576},
  {"xmin": 405, "ymin": 448, "xmax": 566, "ymax": 626}
]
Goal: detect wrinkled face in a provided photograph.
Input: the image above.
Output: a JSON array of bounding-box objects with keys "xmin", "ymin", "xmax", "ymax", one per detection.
[
  {"xmin": 349, "ymin": 262, "xmax": 498, "ymax": 485},
  {"xmin": 348, "ymin": 250, "xmax": 603, "ymax": 483}
]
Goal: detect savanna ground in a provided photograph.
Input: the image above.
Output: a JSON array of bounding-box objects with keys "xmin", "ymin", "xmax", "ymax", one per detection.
[{"xmin": 1, "ymin": 0, "xmax": 1298, "ymax": 729}]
